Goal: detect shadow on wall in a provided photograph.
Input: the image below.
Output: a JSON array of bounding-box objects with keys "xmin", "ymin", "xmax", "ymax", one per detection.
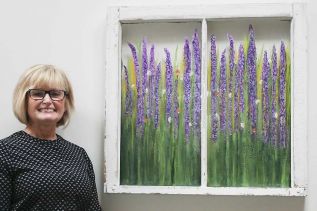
[{"xmin": 102, "ymin": 193, "xmax": 305, "ymax": 211}]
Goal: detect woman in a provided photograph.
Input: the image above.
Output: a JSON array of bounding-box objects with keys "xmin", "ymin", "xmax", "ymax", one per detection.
[{"xmin": 0, "ymin": 64, "xmax": 102, "ymax": 210}]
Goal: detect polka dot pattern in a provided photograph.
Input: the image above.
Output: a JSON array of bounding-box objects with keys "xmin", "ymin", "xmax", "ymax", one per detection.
[{"xmin": 0, "ymin": 131, "xmax": 102, "ymax": 211}]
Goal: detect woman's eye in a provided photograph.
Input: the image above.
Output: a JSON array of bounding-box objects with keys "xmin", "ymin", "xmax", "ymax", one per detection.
[
  {"xmin": 33, "ymin": 91, "xmax": 44, "ymax": 97},
  {"xmin": 50, "ymin": 91, "xmax": 62, "ymax": 97}
]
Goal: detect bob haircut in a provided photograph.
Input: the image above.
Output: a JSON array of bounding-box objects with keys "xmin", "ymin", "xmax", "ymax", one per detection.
[{"xmin": 13, "ymin": 64, "xmax": 75, "ymax": 127}]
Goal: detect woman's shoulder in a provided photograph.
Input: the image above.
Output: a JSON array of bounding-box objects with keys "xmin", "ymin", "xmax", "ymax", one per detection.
[
  {"xmin": 57, "ymin": 136, "xmax": 92, "ymax": 164},
  {"xmin": 57, "ymin": 135, "xmax": 87, "ymax": 154},
  {"xmin": 0, "ymin": 131, "xmax": 23, "ymax": 158},
  {"xmin": 0, "ymin": 131, "xmax": 23, "ymax": 147}
]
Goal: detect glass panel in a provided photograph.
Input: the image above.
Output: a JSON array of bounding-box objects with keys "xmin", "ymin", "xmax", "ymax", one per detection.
[
  {"xmin": 121, "ymin": 22, "xmax": 202, "ymax": 186},
  {"xmin": 207, "ymin": 18, "xmax": 291, "ymax": 187}
]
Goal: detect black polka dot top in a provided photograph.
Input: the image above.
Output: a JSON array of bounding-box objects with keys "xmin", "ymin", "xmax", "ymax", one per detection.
[{"xmin": 0, "ymin": 131, "xmax": 102, "ymax": 211}]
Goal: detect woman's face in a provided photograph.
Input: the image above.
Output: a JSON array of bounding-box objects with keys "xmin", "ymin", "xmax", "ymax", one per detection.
[{"xmin": 27, "ymin": 87, "xmax": 66, "ymax": 127}]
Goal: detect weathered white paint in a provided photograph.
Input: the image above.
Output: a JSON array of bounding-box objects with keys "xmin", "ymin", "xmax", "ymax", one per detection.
[
  {"xmin": 201, "ymin": 19, "xmax": 208, "ymax": 188},
  {"xmin": 105, "ymin": 7, "xmax": 120, "ymax": 189},
  {"xmin": 105, "ymin": 3, "xmax": 307, "ymax": 196},
  {"xmin": 107, "ymin": 186, "xmax": 306, "ymax": 196},
  {"xmin": 118, "ymin": 4, "xmax": 293, "ymax": 22},
  {"xmin": 291, "ymin": 3, "xmax": 308, "ymax": 188}
]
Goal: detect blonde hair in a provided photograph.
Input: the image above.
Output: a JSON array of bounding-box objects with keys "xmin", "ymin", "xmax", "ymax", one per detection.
[{"xmin": 13, "ymin": 64, "xmax": 75, "ymax": 127}]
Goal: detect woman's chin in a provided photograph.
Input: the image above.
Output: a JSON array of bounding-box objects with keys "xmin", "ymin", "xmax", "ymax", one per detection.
[{"xmin": 33, "ymin": 115, "xmax": 60, "ymax": 125}]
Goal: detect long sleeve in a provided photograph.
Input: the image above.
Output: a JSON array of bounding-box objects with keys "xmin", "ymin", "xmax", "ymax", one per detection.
[
  {"xmin": 0, "ymin": 143, "xmax": 12, "ymax": 211},
  {"xmin": 83, "ymin": 150, "xmax": 102, "ymax": 211}
]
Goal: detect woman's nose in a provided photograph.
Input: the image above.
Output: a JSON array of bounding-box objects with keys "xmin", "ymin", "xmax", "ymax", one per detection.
[{"xmin": 42, "ymin": 93, "xmax": 53, "ymax": 102}]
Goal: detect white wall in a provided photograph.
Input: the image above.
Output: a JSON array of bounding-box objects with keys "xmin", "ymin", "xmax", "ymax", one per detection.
[{"xmin": 0, "ymin": 0, "xmax": 315, "ymax": 210}]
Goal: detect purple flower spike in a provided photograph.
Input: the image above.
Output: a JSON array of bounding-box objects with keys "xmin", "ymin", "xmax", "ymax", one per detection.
[
  {"xmin": 262, "ymin": 51, "xmax": 270, "ymax": 144},
  {"xmin": 234, "ymin": 65, "xmax": 239, "ymax": 132},
  {"xmin": 279, "ymin": 41, "xmax": 287, "ymax": 148},
  {"xmin": 227, "ymin": 34, "xmax": 235, "ymax": 134},
  {"xmin": 234, "ymin": 44, "xmax": 245, "ymax": 131},
  {"xmin": 142, "ymin": 39, "xmax": 148, "ymax": 120},
  {"xmin": 149, "ymin": 44, "xmax": 155, "ymax": 119},
  {"xmin": 271, "ymin": 45, "xmax": 278, "ymax": 145},
  {"xmin": 184, "ymin": 39, "xmax": 192, "ymax": 143},
  {"xmin": 193, "ymin": 29, "xmax": 201, "ymax": 138},
  {"xmin": 247, "ymin": 24, "xmax": 257, "ymax": 136},
  {"xmin": 164, "ymin": 48, "xmax": 173, "ymax": 125},
  {"xmin": 238, "ymin": 44, "xmax": 245, "ymax": 114},
  {"xmin": 210, "ymin": 35, "xmax": 218, "ymax": 141},
  {"xmin": 219, "ymin": 49, "xmax": 227, "ymax": 133},
  {"xmin": 123, "ymin": 65, "xmax": 133, "ymax": 115},
  {"xmin": 154, "ymin": 63, "xmax": 161, "ymax": 128},
  {"xmin": 173, "ymin": 78, "xmax": 179, "ymax": 137},
  {"xmin": 128, "ymin": 42, "xmax": 144, "ymax": 137},
  {"xmin": 234, "ymin": 44, "xmax": 243, "ymax": 132}
]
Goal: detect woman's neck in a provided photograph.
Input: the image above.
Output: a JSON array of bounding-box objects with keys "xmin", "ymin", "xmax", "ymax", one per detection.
[{"xmin": 24, "ymin": 124, "xmax": 57, "ymax": 140}]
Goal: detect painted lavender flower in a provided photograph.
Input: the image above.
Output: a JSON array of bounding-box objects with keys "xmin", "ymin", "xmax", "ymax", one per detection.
[
  {"xmin": 123, "ymin": 65, "xmax": 133, "ymax": 115},
  {"xmin": 184, "ymin": 39, "xmax": 191, "ymax": 143},
  {"xmin": 128, "ymin": 42, "xmax": 144, "ymax": 137},
  {"xmin": 234, "ymin": 66, "xmax": 240, "ymax": 132},
  {"xmin": 279, "ymin": 41, "xmax": 287, "ymax": 148},
  {"xmin": 192, "ymin": 30, "xmax": 201, "ymax": 138},
  {"xmin": 271, "ymin": 45, "xmax": 278, "ymax": 145},
  {"xmin": 247, "ymin": 24, "xmax": 257, "ymax": 136},
  {"xmin": 149, "ymin": 44, "xmax": 155, "ymax": 120},
  {"xmin": 210, "ymin": 35, "xmax": 218, "ymax": 141},
  {"xmin": 164, "ymin": 48, "xmax": 173, "ymax": 125},
  {"xmin": 238, "ymin": 44, "xmax": 245, "ymax": 121},
  {"xmin": 219, "ymin": 49, "xmax": 227, "ymax": 133},
  {"xmin": 227, "ymin": 34, "xmax": 235, "ymax": 134},
  {"xmin": 154, "ymin": 63, "xmax": 161, "ymax": 128},
  {"xmin": 142, "ymin": 39, "xmax": 148, "ymax": 119},
  {"xmin": 234, "ymin": 44, "xmax": 243, "ymax": 132},
  {"xmin": 262, "ymin": 51, "xmax": 270, "ymax": 143},
  {"xmin": 173, "ymin": 78, "xmax": 179, "ymax": 137}
]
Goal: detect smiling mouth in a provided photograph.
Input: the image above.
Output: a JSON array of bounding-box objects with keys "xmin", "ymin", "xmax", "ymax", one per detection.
[{"xmin": 38, "ymin": 108, "xmax": 55, "ymax": 112}]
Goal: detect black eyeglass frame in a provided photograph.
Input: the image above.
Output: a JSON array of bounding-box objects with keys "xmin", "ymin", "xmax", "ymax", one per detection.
[{"xmin": 27, "ymin": 89, "xmax": 68, "ymax": 101}]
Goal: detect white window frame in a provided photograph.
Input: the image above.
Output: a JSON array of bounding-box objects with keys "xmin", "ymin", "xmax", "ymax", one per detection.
[{"xmin": 104, "ymin": 3, "xmax": 307, "ymax": 196}]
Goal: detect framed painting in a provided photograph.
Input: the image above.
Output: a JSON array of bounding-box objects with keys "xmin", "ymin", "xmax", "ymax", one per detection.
[{"xmin": 105, "ymin": 3, "xmax": 307, "ymax": 196}]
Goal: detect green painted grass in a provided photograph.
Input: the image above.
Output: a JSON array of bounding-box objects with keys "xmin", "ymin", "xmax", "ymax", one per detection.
[{"xmin": 121, "ymin": 33, "xmax": 291, "ymax": 187}]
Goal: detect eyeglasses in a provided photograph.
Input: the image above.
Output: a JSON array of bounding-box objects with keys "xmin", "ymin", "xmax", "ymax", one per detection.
[{"xmin": 27, "ymin": 89, "xmax": 68, "ymax": 101}]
